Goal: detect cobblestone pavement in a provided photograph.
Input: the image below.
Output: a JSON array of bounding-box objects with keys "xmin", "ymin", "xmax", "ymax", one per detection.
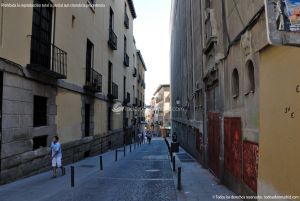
[{"xmin": 0, "ymin": 138, "xmax": 177, "ymax": 201}]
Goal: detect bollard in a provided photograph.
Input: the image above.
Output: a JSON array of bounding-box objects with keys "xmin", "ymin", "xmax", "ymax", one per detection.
[
  {"xmin": 100, "ymin": 156, "xmax": 103, "ymax": 171},
  {"xmin": 173, "ymin": 156, "xmax": 176, "ymax": 172},
  {"xmin": 130, "ymin": 144, "xmax": 132, "ymax": 152},
  {"xmin": 177, "ymin": 167, "xmax": 182, "ymax": 190},
  {"xmin": 123, "ymin": 145, "xmax": 126, "ymax": 157},
  {"xmin": 115, "ymin": 149, "xmax": 118, "ymax": 161},
  {"xmin": 71, "ymin": 166, "xmax": 75, "ymax": 187},
  {"xmin": 170, "ymin": 151, "xmax": 173, "ymax": 162}
]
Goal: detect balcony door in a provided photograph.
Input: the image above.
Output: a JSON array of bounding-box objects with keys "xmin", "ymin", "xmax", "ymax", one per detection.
[
  {"xmin": 31, "ymin": 0, "xmax": 53, "ymax": 69},
  {"xmin": 86, "ymin": 39, "xmax": 94, "ymax": 83}
]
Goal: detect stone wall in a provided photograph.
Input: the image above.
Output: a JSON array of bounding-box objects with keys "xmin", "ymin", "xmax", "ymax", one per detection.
[{"xmin": 1, "ymin": 130, "xmax": 125, "ymax": 185}]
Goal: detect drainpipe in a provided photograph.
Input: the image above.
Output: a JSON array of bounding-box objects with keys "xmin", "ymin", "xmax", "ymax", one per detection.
[
  {"xmin": 0, "ymin": 72, "xmax": 3, "ymax": 179},
  {"xmin": 200, "ymin": 0, "xmax": 209, "ymax": 169}
]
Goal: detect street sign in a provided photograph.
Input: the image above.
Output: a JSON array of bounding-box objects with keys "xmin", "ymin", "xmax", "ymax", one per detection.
[{"xmin": 265, "ymin": 0, "xmax": 300, "ymax": 46}]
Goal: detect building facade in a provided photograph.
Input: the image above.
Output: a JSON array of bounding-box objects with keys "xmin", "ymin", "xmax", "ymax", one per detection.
[
  {"xmin": 171, "ymin": 0, "xmax": 300, "ymax": 199},
  {"xmin": 0, "ymin": 0, "xmax": 146, "ymax": 184},
  {"xmin": 152, "ymin": 84, "xmax": 170, "ymax": 137}
]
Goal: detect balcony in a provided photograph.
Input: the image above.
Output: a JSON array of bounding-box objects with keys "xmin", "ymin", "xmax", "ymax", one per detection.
[
  {"xmin": 138, "ymin": 75, "xmax": 141, "ymax": 83},
  {"xmin": 27, "ymin": 36, "xmax": 67, "ymax": 79},
  {"xmin": 123, "ymin": 53, "xmax": 129, "ymax": 67},
  {"xmin": 124, "ymin": 13, "xmax": 129, "ymax": 29},
  {"xmin": 108, "ymin": 29, "xmax": 117, "ymax": 50},
  {"xmin": 84, "ymin": 69, "xmax": 102, "ymax": 93},
  {"xmin": 133, "ymin": 68, "xmax": 137, "ymax": 77}
]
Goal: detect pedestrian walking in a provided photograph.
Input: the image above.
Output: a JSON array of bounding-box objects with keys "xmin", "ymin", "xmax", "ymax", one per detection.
[
  {"xmin": 50, "ymin": 135, "xmax": 65, "ymax": 178},
  {"xmin": 138, "ymin": 133, "xmax": 142, "ymax": 144},
  {"xmin": 147, "ymin": 132, "xmax": 152, "ymax": 144}
]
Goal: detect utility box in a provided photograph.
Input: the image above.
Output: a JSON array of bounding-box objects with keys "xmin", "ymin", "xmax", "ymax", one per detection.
[{"xmin": 171, "ymin": 142, "xmax": 179, "ymax": 153}]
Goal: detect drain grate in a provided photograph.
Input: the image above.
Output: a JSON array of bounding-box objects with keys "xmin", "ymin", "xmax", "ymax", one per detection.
[
  {"xmin": 176, "ymin": 153, "xmax": 195, "ymax": 162},
  {"xmin": 79, "ymin": 165, "xmax": 95, "ymax": 168}
]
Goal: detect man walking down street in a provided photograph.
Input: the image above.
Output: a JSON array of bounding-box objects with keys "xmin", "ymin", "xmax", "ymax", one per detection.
[{"xmin": 51, "ymin": 136, "xmax": 65, "ymax": 178}]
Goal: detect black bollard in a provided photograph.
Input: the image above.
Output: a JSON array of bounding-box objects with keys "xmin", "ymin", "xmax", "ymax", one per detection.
[
  {"xmin": 71, "ymin": 166, "xmax": 74, "ymax": 187},
  {"xmin": 177, "ymin": 167, "xmax": 182, "ymax": 190},
  {"xmin": 100, "ymin": 156, "xmax": 103, "ymax": 171},
  {"xmin": 173, "ymin": 156, "xmax": 176, "ymax": 172},
  {"xmin": 130, "ymin": 144, "xmax": 132, "ymax": 152},
  {"xmin": 115, "ymin": 149, "xmax": 118, "ymax": 161}
]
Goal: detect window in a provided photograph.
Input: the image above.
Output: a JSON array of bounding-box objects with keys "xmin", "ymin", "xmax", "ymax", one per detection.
[
  {"xmin": 123, "ymin": 76, "xmax": 126, "ymax": 100},
  {"xmin": 88, "ymin": 0, "xmax": 96, "ymax": 4},
  {"xmin": 109, "ymin": 8, "xmax": 114, "ymax": 30},
  {"xmin": 108, "ymin": 107, "xmax": 112, "ymax": 130},
  {"xmin": 33, "ymin": 96, "xmax": 47, "ymax": 127},
  {"xmin": 124, "ymin": 35, "xmax": 127, "ymax": 53},
  {"xmin": 108, "ymin": 61, "xmax": 112, "ymax": 94},
  {"xmin": 33, "ymin": 135, "xmax": 48, "ymax": 150},
  {"xmin": 72, "ymin": 15, "xmax": 76, "ymax": 28},
  {"xmin": 246, "ymin": 61, "xmax": 255, "ymax": 94},
  {"xmin": 86, "ymin": 39, "xmax": 94, "ymax": 82},
  {"xmin": 205, "ymin": 0, "xmax": 211, "ymax": 8},
  {"xmin": 31, "ymin": 0, "xmax": 53, "ymax": 68},
  {"xmin": 232, "ymin": 69, "xmax": 239, "ymax": 98}
]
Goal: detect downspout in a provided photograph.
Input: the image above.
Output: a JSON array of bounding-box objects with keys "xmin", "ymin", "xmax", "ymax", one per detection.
[
  {"xmin": 190, "ymin": 0, "xmax": 195, "ymax": 122},
  {"xmin": 200, "ymin": 0, "xmax": 209, "ymax": 168},
  {"xmin": 0, "ymin": 72, "xmax": 3, "ymax": 180}
]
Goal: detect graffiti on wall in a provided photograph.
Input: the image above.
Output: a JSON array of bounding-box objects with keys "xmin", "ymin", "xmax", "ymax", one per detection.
[
  {"xmin": 224, "ymin": 117, "xmax": 242, "ymax": 179},
  {"xmin": 208, "ymin": 112, "xmax": 220, "ymax": 178},
  {"xmin": 243, "ymin": 141, "xmax": 259, "ymax": 193}
]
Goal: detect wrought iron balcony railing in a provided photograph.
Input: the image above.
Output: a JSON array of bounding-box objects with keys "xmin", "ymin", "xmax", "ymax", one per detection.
[
  {"xmin": 108, "ymin": 28, "xmax": 117, "ymax": 50},
  {"xmin": 84, "ymin": 68, "xmax": 102, "ymax": 93},
  {"xmin": 28, "ymin": 36, "xmax": 67, "ymax": 79},
  {"xmin": 124, "ymin": 53, "xmax": 129, "ymax": 67},
  {"xmin": 124, "ymin": 13, "xmax": 129, "ymax": 29}
]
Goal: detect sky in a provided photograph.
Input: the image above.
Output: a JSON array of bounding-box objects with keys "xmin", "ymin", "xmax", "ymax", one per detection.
[{"xmin": 133, "ymin": 0, "xmax": 171, "ymax": 104}]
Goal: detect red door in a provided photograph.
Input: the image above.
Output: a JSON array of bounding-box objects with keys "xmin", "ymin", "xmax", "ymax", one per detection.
[
  {"xmin": 224, "ymin": 117, "xmax": 242, "ymax": 179},
  {"xmin": 208, "ymin": 112, "xmax": 220, "ymax": 178}
]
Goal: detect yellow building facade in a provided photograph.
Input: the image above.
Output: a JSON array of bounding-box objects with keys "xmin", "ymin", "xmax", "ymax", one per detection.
[{"xmin": 0, "ymin": 0, "xmax": 146, "ymax": 184}]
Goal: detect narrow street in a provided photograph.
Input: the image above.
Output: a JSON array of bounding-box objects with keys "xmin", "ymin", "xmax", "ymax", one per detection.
[
  {"xmin": 0, "ymin": 139, "xmax": 176, "ymax": 201},
  {"xmin": 0, "ymin": 138, "xmax": 239, "ymax": 201}
]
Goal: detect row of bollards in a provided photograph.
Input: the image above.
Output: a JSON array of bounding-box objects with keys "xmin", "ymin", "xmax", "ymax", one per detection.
[{"xmin": 70, "ymin": 141, "xmax": 143, "ymax": 187}]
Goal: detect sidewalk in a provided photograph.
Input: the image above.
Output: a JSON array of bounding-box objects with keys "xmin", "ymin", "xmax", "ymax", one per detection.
[
  {"xmin": 0, "ymin": 143, "xmax": 136, "ymax": 201},
  {"xmin": 170, "ymin": 142, "xmax": 241, "ymax": 201}
]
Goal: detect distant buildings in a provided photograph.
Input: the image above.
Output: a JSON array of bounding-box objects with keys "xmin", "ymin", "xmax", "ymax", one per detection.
[
  {"xmin": 171, "ymin": 0, "xmax": 300, "ymax": 199},
  {"xmin": 0, "ymin": 0, "xmax": 146, "ymax": 184},
  {"xmin": 147, "ymin": 84, "xmax": 170, "ymax": 137}
]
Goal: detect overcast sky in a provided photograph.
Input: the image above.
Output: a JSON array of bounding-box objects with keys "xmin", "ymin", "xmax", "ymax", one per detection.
[{"xmin": 133, "ymin": 0, "xmax": 171, "ymax": 104}]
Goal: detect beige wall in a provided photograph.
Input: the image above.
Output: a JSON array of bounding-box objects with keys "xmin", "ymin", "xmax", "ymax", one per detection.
[
  {"xmin": 0, "ymin": 0, "xmax": 33, "ymax": 65},
  {"xmin": 94, "ymin": 99, "xmax": 107, "ymax": 136},
  {"xmin": 0, "ymin": 0, "xmax": 143, "ymax": 134},
  {"xmin": 56, "ymin": 88, "xmax": 82, "ymax": 143},
  {"xmin": 258, "ymin": 45, "xmax": 300, "ymax": 198},
  {"xmin": 0, "ymin": 0, "xmax": 138, "ymax": 98}
]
